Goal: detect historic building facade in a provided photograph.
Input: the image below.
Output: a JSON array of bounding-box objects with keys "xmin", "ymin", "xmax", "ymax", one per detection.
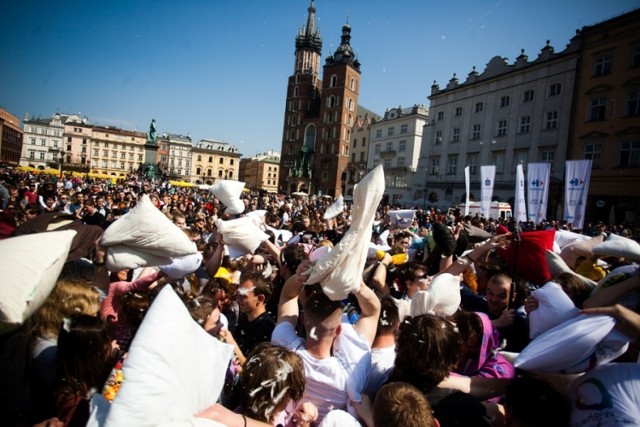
[
  {"xmin": 20, "ymin": 113, "xmax": 66, "ymax": 170},
  {"xmin": 166, "ymin": 133, "xmax": 192, "ymax": 180},
  {"xmin": 239, "ymin": 150, "xmax": 281, "ymax": 193},
  {"xmin": 0, "ymin": 108, "xmax": 23, "ymax": 166},
  {"xmin": 278, "ymin": 1, "xmax": 361, "ymax": 197},
  {"xmin": 568, "ymin": 9, "xmax": 640, "ymax": 227},
  {"xmin": 89, "ymin": 125, "xmax": 147, "ymax": 177},
  {"xmin": 191, "ymin": 139, "xmax": 241, "ymax": 184}
]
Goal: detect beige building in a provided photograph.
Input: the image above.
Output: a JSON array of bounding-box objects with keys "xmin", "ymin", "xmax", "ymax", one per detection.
[
  {"xmin": 0, "ymin": 108, "xmax": 23, "ymax": 165},
  {"xmin": 569, "ymin": 9, "xmax": 640, "ymax": 226},
  {"xmin": 21, "ymin": 113, "xmax": 66, "ymax": 169},
  {"xmin": 191, "ymin": 139, "xmax": 241, "ymax": 184},
  {"xmin": 240, "ymin": 150, "xmax": 281, "ymax": 192},
  {"xmin": 63, "ymin": 115, "xmax": 93, "ymax": 173},
  {"xmin": 90, "ymin": 126, "xmax": 147, "ymax": 177}
]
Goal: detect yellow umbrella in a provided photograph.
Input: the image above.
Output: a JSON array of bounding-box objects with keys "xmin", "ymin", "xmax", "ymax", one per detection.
[
  {"xmin": 39, "ymin": 168, "xmax": 61, "ymax": 176},
  {"xmin": 169, "ymin": 180, "xmax": 196, "ymax": 188},
  {"xmin": 16, "ymin": 165, "xmax": 38, "ymax": 172}
]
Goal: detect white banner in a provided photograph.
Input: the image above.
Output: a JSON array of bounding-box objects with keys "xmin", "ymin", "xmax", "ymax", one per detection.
[
  {"xmin": 564, "ymin": 160, "xmax": 592, "ymax": 229},
  {"xmin": 514, "ymin": 164, "xmax": 527, "ymax": 223},
  {"xmin": 480, "ymin": 165, "xmax": 495, "ymax": 218},
  {"xmin": 527, "ymin": 162, "xmax": 551, "ymax": 224},
  {"xmin": 464, "ymin": 166, "xmax": 470, "ymax": 217}
]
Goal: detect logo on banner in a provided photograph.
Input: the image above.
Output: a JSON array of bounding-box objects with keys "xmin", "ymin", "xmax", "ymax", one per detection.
[
  {"xmin": 484, "ymin": 178, "xmax": 492, "ymax": 186},
  {"xmin": 530, "ymin": 179, "xmax": 544, "ymax": 188},
  {"xmin": 569, "ymin": 178, "xmax": 584, "ymax": 187}
]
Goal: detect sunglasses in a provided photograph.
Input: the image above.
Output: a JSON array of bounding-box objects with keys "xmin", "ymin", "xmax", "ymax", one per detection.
[{"xmin": 413, "ymin": 273, "xmax": 429, "ymax": 282}]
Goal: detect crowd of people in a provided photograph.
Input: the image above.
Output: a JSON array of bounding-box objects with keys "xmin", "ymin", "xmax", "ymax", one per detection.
[{"xmin": 0, "ymin": 166, "xmax": 639, "ymax": 427}]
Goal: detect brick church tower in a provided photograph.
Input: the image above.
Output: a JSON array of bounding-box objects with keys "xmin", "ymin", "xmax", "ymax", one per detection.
[{"xmin": 279, "ymin": 1, "xmax": 361, "ymax": 197}]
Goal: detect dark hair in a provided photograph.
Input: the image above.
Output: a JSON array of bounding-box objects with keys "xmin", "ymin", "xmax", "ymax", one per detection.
[
  {"xmin": 55, "ymin": 314, "xmax": 116, "ymax": 397},
  {"xmin": 504, "ymin": 376, "xmax": 570, "ymax": 427},
  {"xmin": 553, "ymin": 272, "xmax": 592, "ymax": 309},
  {"xmin": 373, "ymin": 382, "xmax": 436, "ymax": 427},
  {"xmin": 376, "ymin": 296, "xmax": 400, "ymax": 337},
  {"xmin": 279, "ymin": 244, "xmax": 308, "ymax": 273},
  {"xmin": 239, "ymin": 271, "xmax": 272, "ymax": 302},
  {"xmin": 184, "ymin": 296, "xmax": 218, "ymax": 326},
  {"xmin": 391, "ymin": 314, "xmax": 462, "ymax": 393}
]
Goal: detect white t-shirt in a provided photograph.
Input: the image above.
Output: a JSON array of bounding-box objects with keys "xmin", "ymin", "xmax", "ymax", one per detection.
[
  {"xmin": 362, "ymin": 345, "xmax": 395, "ymax": 397},
  {"xmin": 272, "ymin": 321, "xmax": 371, "ymax": 424}
]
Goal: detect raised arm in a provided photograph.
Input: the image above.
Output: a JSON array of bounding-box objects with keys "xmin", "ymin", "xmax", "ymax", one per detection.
[
  {"xmin": 370, "ymin": 253, "xmax": 392, "ymax": 297},
  {"xmin": 277, "ymin": 262, "xmax": 311, "ymax": 326},
  {"xmin": 353, "ymin": 280, "xmax": 381, "ymax": 347}
]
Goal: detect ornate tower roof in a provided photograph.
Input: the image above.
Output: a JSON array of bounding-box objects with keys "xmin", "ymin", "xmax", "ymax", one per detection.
[
  {"xmin": 295, "ymin": 1, "xmax": 322, "ymax": 53},
  {"xmin": 325, "ymin": 22, "xmax": 360, "ymax": 70}
]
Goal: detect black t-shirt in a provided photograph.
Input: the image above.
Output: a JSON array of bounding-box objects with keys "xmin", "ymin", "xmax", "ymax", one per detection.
[{"xmin": 235, "ymin": 311, "xmax": 276, "ymax": 356}]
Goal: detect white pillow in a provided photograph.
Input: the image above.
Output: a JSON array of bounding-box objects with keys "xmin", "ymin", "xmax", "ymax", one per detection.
[
  {"xmin": 159, "ymin": 253, "xmax": 204, "ymax": 279},
  {"xmin": 209, "ymin": 180, "xmax": 246, "ymax": 215},
  {"xmin": 101, "ymin": 195, "xmax": 196, "ymax": 258},
  {"xmin": 266, "ymin": 225, "xmax": 292, "ymax": 245},
  {"xmin": 515, "ymin": 314, "xmax": 621, "ymax": 373},
  {"xmin": 0, "ymin": 230, "xmax": 77, "ymax": 334},
  {"xmin": 323, "ymin": 195, "xmax": 344, "ymax": 220},
  {"xmin": 215, "ymin": 216, "xmax": 269, "ymax": 255},
  {"xmin": 106, "ymin": 244, "xmax": 172, "ymax": 271},
  {"xmin": 387, "ymin": 209, "xmax": 416, "ymax": 229},
  {"xmin": 410, "ymin": 273, "xmax": 461, "ymax": 318},
  {"xmin": 592, "ymin": 264, "xmax": 640, "ymax": 295},
  {"xmin": 554, "ymin": 229, "xmax": 591, "ymax": 250},
  {"xmin": 545, "ymin": 250, "xmax": 597, "ymax": 289},
  {"xmin": 305, "ymin": 165, "xmax": 385, "ymax": 301},
  {"xmin": 104, "ymin": 286, "xmax": 234, "ymax": 426},
  {"xmin": 593, "ymin": 233, "xmax": 640, "ymax": 261},
  {"xmin": 569, "ymin": 363, "xmax": 640, "ymax": 426},
  {"xmin": 559, "ymin": 235, "xmax": 604, "ymax": 270},
  {"xmin": 528, "ymin": 281, "xmax": 580, "ymax": 339}
]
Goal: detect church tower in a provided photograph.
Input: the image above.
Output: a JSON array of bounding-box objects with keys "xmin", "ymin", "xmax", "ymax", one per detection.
[{"xmin": 279, "ymin": 1, "xmax": 361, "ymax": 197}]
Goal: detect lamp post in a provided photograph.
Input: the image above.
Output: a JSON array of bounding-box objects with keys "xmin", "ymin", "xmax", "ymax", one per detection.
[{"xmin": 59, "ymin": 149, "xmax": 65, "ymax": 179}]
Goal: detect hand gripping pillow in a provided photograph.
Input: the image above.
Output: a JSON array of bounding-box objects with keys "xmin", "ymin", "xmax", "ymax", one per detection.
[
  {"xmin": 410, "ymin": 273, "xmax": 461, "ymax": 318},
  {"xmin": 215, "ymin": 216, "xmax": 270, "ymax": 255},
  {"xmin": 0, "ymin": 230, "xmax": 77, "ymax": 334},
  {"xmin": 593, "ymin": 233, "xmax": 640, "ymax": 261},
  {"xmin": 209, "ymin": 180, "xmax": 246, "ymax": 215},
  {"xmin": 514, "ymin": 314, "xmax": 623, "ymax": 373},
  {"xmin": 104, "ymin": 286, "xmax": 233, "ymax": 426},
  {"xmin": 305, "ymin": 165, "xmax": 385, "ymax": 301},
  {"xmin": 105, "ymin": 244, "xmax": 172, "ymax": 271},
  {"xmin": 545, "ymin": 250, "xmax": 597, "ymax": 289},
  {"xmin": 100, "ymin": 195, "xmax": 196, "ymax": 258},
  {"xmin": 569, "ymin": 363, "xmax": 640, "ymax": 426},
  {"xmin": 528, "ymin": 281, "xmax": 580, "ymax": 339},
  {"xmin": 497, "ymin": 229, "xmax": 555, "ymax": 286},
  {"xmin": 559, "ymin": 234, "xmax": 604, "ymax": 270},
  {"xmin": 323, "ymin": 195, "xmax": 344, "ymax": 220}
]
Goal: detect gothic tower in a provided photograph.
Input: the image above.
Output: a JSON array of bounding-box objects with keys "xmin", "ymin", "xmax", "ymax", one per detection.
[{"xmin": 279, "ymin": 1, "xmax": 361, "ymax": 197}]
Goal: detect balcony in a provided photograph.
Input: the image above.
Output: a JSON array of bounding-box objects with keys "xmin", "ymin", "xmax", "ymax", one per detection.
[
  {"xmin": 380, "ymin": 150, "xmax": 396, "ymax": 158},
  {"xmin": 385, "ymin": 166, "xmax": 408, "ymax": 174}
]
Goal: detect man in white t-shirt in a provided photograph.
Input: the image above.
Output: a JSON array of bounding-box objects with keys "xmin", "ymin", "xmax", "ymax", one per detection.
[{"xmin": 271, "ymin": 262, "xmax": 380, "ymax": 424}]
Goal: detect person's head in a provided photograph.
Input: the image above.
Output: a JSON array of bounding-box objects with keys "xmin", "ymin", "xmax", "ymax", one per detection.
[
  {"xmin": 279, "ymin": 244, "xmax": 308, "ymax": 278},
  {"xmin": 239, "ymin": 343, "xmax": 305, "ymax": 423},
  {"xmin": 376, "ymin": 296, "xmax": 400, "ymax": 338},
  {"xmin": 119, "ymin": 290, "xmax": 152, "ymax": 336},
  {"xmin": 173, "ymin": 212, "xmax": 186, "ymax": 228},
  {"xmin": 553, "ymin": 272, "xmax": 592, "ymax": 309},
  {"xmin": 302, "ymin": 287, "xmax": 343, "ymax": 341},
  {"xmin": 393, "ymin": 231, "xmax": 412, "ymax": 253},
  {"xmin": 84, "ymin": 199, "xmax": 96, "ymax": 214},
  {"xmin": 56, "ymin": 314, "xmax": 116, "ymax": 397},
  {"xmin": 396, "ymin": 262, "xmax": 431, "ymax": 298},
  {"xmin": 301, "ymin": 215, "xmax": 311, "ymax": 229},
  {"xmin": 392, "ymin": 314, "xmax": 462, "ymax": 392},
  {"xmin": 504, "ymin": 376, "xmax": 570, "ymax": 427},
  {"xmin": 236, "ymin": 272, "xmax": 272, "ymax": 319},
  {"xmin": 31, "ymin": 279, "xmax": 100, "ymax": 340},
  {"xmin": 75, "ymin": 193, "xmax": 85, "ymax": 203},
  {"xmin": 454, "ymin": 310, "xmax": 484, "ymax": 362},
  {"xmin": 373, "ymin": 382, "xmax": 438, "ymax": 427},
  {"xmin": 486, "ymin": 273, "xmax": 515, "ymax": 316},
  {"xmin": 185, "ymin": 296, "xmax": 224, "ymax": 337}
]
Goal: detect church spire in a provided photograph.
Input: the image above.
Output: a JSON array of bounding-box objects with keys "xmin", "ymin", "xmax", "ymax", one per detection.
[{"xmin": 295, "ymin": 1, "xmax": 322, "ymax": 53}]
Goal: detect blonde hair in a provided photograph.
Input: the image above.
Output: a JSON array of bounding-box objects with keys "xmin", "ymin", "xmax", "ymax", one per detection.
[{"xmin": 31, "ymin": 279, "xmax": 100, "ymax": 339}]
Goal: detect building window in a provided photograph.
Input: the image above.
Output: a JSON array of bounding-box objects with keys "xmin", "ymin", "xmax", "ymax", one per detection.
[
  {"xmin": 540, "ymin": 150, "xmax": 555, "ymax": 168},
  {"xmin": 430, "ymin": 157, "xmax": 440, "ymax": 175},
  {"xmin": 589, "ymin": 97, "xmax": 607, "ymax": 121},
  {"xmin": 627, "ymin": 90, "xmax": 640, "ymax": 116},
  {"xmin": 493, "ymin": 151, "xmax": 505, "ymax": 174},
  {"xmin": 472, "ymin": 124, "xmax": 481, "ymax": 140},
  {"xmin": 455, "ymin": 107, "xmax": 463, "ymax": 117},
  {"xmin": 620, "ymin": 140, "xmax": 640, "ymax": 168},
  {"xmin": 474, "ymin": 102, "xmax": 484, "ymax": 113},
  {"xmin": 447, "ymin": 155, "xmax": 458, "ymax": 175},
  {"xmin": 584, "ymin": 144, "xmax": 602, "ymax": 168},
  {"xmin": 30, "ymin": 137, "xmax": 35, "ymax": 145},
  {"xmin": 360, "ymin": 152, "xmax": 365, "ymax": 161},
  {"xmin": 399, "ymin": 140, "xmax": 406, "ymax": 152},
  {"xmin": 593, "ymin": 55, "xmax": 612, "ymax": 76},
  {"xmin": 523, "ymin": 90, "xmax": 535, "ymax": 102},
  {"xmin": 376, "ymin": 129, "xmax": 382, "ymax": 138},
  {"xmin": 400, "ymin": 124, "xmax": 408, "ymax": 134},
  {"xmin": 197, "ymin": 154, "xmax": 202, "ymax": 161},
  {"xmin": 219, "ymin": 158, "xmax": 224, "ymax": 164},
  {"xmin": 374, "ymin": 144, "xmax": 381, "ymax": 155},
  {"xmin": 500, "ymin": 96, "xmax": 510, "ymax": 107},
  {"xmin": 29, "ymin": 150, "xmax": 35, "ymax": 159},
  {"xmin": 351, "ymin": 153, "xmax": 356, "ymax": 162},
  {"xmin": 513, "ymin": 150, "xmax": 528, "ymax": 172},
  {"xmin": 468, "ymin": 154, "xmax": 478, "ymax": 175},
  {"xmin": 546, "ymin": 111, "xmax": 559, "ymax": 129},
  {"xmin": 435, "ymin": 131, "xmax": 443, "ymax": 145},
  {"xmin": 632, "ymin": 46, "xmax": 640, "ymax": 68},
  {"xmin": 383, "ymin": 158, "xmax": 392, "ymax": 168},
  {"xmin": 397, "ymin": 157, "xmax": 405, "ymax": 167},
  {"xmin": 452, "ymin": 128, "xmax": 460, "ymax": 143},
  {"xmin": 519, "ymin": 116, "xmax": 531, "ymax": 133},
  {"xmin": 388, "ymin": 127, "xmax": 395, "ymax": 137},
  {"xmin": 39, "ymin": 152, "xmax": 45, "ymax": 160},
  {"xmin": 40, "ymin": 139, "xmax": 46, "ymax": 146},
  {"xmin": 437, "ymin": 111, "xmax": 444, "ymax": 121},
  {"xmin": 548, "ymin": 83, "xmax": 562, "ymax": 97},
  {"xmin": 385, "ymin": 141, "xmax": 393, "ymax": 151},
  {"xmin": 497, "ymin": 120, "xmax": 508, "ymax": 137}
]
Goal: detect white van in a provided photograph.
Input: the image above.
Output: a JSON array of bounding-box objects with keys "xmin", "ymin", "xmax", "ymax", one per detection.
[{"xmin": 456, "ymin": 201, "xmax": 512, "ymax": 220}]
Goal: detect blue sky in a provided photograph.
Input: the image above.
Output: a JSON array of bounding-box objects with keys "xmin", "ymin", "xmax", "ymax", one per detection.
[{"xmin": 1, "ymin": 0, "xmax": 638, "ymax": 157}]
